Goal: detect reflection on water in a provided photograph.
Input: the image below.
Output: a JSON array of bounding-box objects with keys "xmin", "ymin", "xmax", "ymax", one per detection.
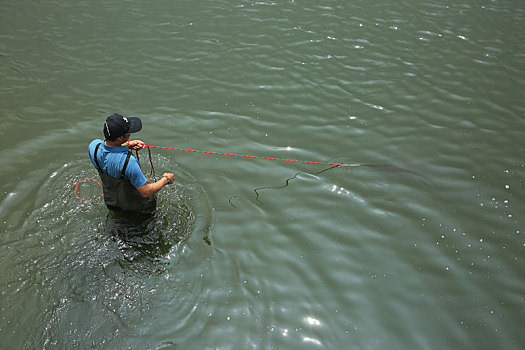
[
  {"xmin": 252, "ymin": 165, "xmax": 339, "ymax": 204},
  {"xmin": 251, "ymin": 163, "xmax": 428, "ymax": 205},
  {"xmin": 104, "ymin": 205, "xmax": 188, "ymax": 264}
]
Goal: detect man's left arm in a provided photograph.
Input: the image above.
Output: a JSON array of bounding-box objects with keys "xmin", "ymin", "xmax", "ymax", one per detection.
[{"xmin": 123, "ymin": 139, "xmax": 145, "ymax": 150}]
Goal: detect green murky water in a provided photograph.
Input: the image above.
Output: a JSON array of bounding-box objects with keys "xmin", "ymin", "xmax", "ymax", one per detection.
[{"xmin": 1, "ymin": 1, "xmax": 524, "ymax": 349}]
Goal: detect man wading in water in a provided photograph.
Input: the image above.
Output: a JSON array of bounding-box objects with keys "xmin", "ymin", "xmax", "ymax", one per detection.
[{"xmin": 88, "ymin": 113, "xmax": 174, "ymax": 215}]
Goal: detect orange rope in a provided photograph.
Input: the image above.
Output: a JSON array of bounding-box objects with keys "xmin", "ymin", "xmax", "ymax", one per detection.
[
  {"xmin": 144, "ymin": 144, "xmax": 342, "ymax": 166},
  {"xmin": 75, "ymin": 178, "xmax": 103, "ymax": 202},
  {"xmin": 75, "ymin": 144, "xmax": 156, "ymax": 202}
]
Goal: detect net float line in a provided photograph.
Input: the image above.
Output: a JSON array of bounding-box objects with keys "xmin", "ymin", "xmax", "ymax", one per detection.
[
  {"xmin": 76, "ymin": 143, "xmax": 361, "ymax": 202},
  {"xmin": 144, "ymin": 144, "xmax": 361, "ymax": 167}
]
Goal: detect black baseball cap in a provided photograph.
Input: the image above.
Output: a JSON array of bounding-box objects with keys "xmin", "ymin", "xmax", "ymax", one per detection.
[{"xmin": 103, "ymin": 113, "xmax": 142, "ymax": 140}]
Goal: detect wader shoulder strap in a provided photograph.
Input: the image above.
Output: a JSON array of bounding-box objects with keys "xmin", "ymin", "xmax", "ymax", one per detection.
[
  {"xmin": 120, "ymin": 151, "xmax": 132, "ymax": 179},
  {"xmin": 93, "ymin": 142, "xmax": 102, "ymax": 171}
]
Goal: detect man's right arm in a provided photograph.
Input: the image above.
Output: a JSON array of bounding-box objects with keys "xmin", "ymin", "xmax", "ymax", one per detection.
[
  {"xmin": 136, "ymin": 173, "xmax": 174, "ymax": 198},
  {"xmin": 88, "ymin": 139, "xmax": 103, "ymax": 168}
]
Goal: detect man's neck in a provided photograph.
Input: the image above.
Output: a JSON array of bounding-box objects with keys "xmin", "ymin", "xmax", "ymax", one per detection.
[{"xmin": 104, "ymin": 140, "xmax": 124, "ymax": 147}]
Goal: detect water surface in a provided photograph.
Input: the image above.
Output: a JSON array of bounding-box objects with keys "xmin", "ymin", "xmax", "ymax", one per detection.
[{"xmin": 1, "ymin": 0, "xmax": 524, "ymax": 349}]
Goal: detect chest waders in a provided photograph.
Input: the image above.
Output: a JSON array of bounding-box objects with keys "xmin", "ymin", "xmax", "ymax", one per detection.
[{"xmin": 94, "ymin": 143, "xmax": 157, "ymax": 215}]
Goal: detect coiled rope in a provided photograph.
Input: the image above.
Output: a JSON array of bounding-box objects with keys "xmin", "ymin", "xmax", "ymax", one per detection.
[
  {"xmin": 75, "ymin": 144, "xmax": 156, "ymax": 202},
  {"xmin": 75, "ymin": 177, "xmax": 103, "ymax": 202}
]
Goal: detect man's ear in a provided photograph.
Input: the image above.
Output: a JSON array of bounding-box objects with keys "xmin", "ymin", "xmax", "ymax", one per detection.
[{"xmin": 117, "ymin": 135, "xmax": 127, "ymax": 143}]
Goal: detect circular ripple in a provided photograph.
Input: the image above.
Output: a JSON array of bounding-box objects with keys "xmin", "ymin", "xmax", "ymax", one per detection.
[{"xmin": 13, "ymin": 155, "xmax": 214, "ymax": 348}]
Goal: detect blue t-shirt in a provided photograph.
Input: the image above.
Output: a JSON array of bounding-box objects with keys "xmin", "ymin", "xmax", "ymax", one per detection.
[{"xmin": 88, "ymin": 139, "xmax": 148, "ymax": 188}]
